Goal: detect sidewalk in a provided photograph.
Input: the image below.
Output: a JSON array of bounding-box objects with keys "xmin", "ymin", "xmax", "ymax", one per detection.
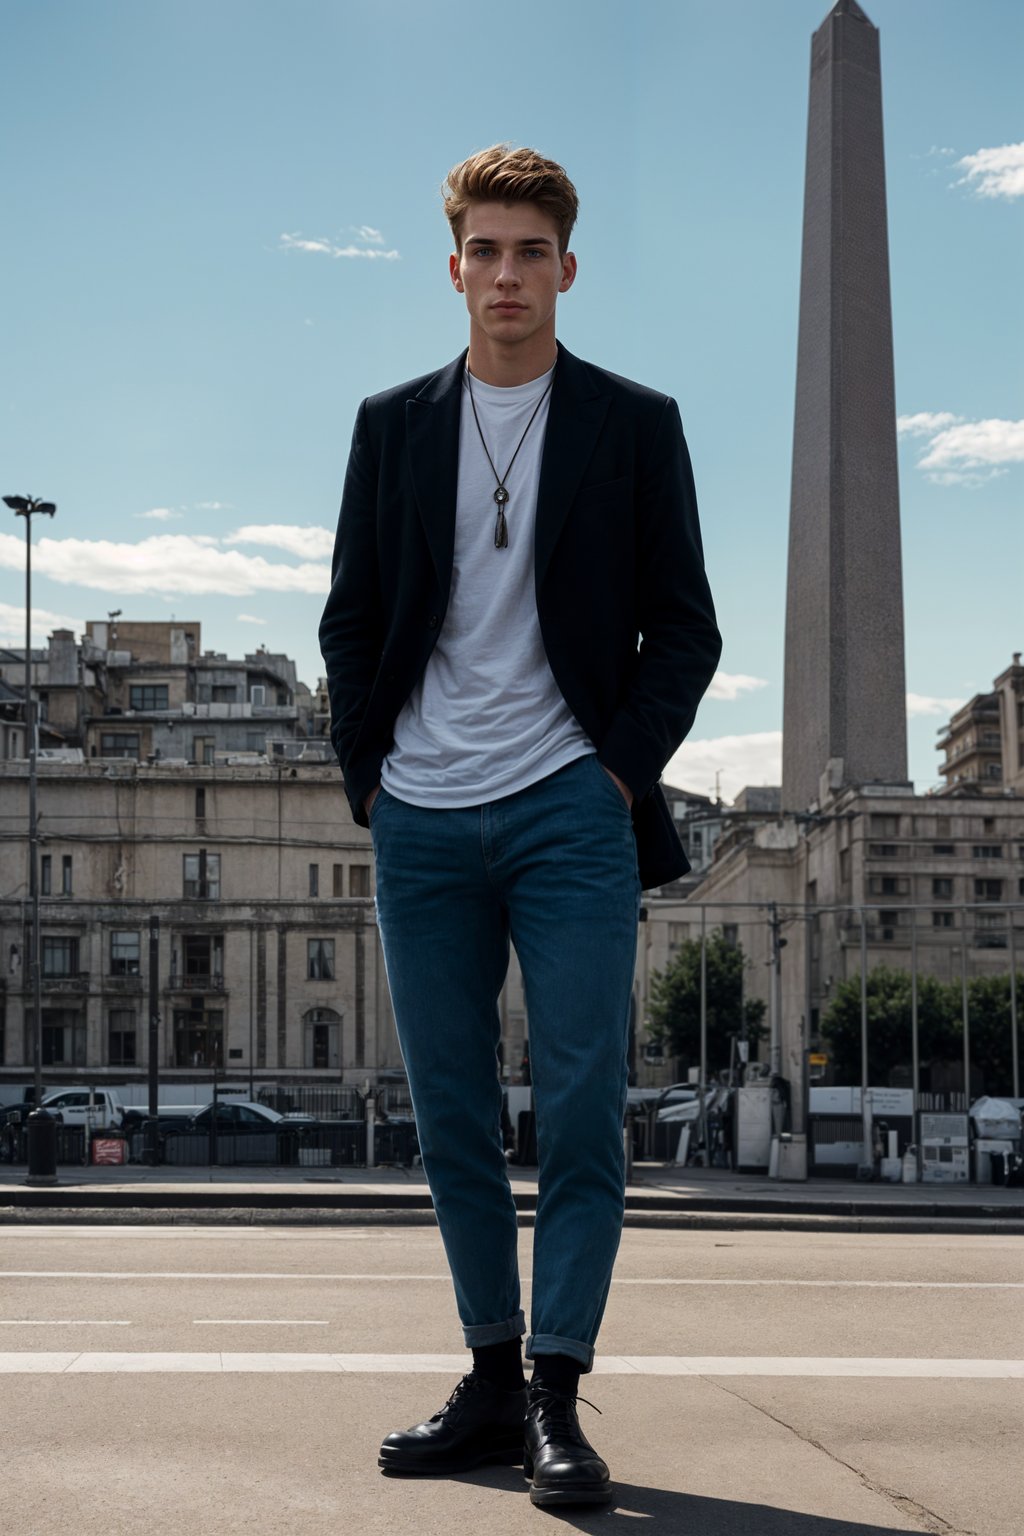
[{"xmin": 2, "ymin": 1160, "xmax": 1022, "ymax": 1231}]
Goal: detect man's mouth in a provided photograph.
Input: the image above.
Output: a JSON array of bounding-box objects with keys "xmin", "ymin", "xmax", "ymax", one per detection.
[{"xmin": 492, "ymin": 301, "xmax": 526, "ymax": 310}]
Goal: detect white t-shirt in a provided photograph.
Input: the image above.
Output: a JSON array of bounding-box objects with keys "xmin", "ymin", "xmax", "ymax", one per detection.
[{"xmin": 381, "ymin": 363, "xmax": 594, "ymax": 806}]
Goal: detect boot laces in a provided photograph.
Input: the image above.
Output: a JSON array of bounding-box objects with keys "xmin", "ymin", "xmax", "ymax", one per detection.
[
  {"xmin": 431, "ymin": 1372, "xmax": 483, "ymax": 1423},
  {"xmin": 531, "ymin": 1386, "xmax": 602, "ymax": 1430}
]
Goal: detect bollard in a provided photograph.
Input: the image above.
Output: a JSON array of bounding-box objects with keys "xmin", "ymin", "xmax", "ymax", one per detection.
[
  {"xmin": 26, "ymin": 1108, "xmax": 58, "ymax": 1186},
  {"xmin": 142, "ymin": 1117, "xmax": 161, "ymax": 1167},
  {"xmin": 365, "ymin": 1090, "xmax": 376, "ymax": 1169}
]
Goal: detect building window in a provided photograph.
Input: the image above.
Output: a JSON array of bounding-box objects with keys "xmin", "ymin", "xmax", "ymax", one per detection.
[
  {"xmin": 61, "ymin": 855, "xmax": 73, "ymax": 897},
  {"xmin": 109, "ymin": 1009, "xmax": 137, "ymax": 1066},
  {"xmin": 868, "ymin": 844, "xmax": 898, "ymax": 858},
  {"xmin": 349, "ymin": 864, "xmax": 370, "ymax": 898},
  {"xmin": 309, "ymin": 863, "xmax": 319, "ymax": 898},
  {"xmin": 982, "ymin": 817, "xmax": 995, "ymax": 833},
  {"xmin": 41, "ymin": 936, "xmax": 80, "ymax": 977},
  {"xmin": 303, "ymin": 1007, "xmax": 341, "ymax": 1070},
  {"xmin": 972, "ymin": 846, "xmax": 1003, "ymax": 859},
  {"xmin": 110, "ymin": 930, "xmax": 141, "ymax": 975},
  {"xmin": 308, "ymin": 939, "xmax": 335, "ymax": 980},
  {"xmin": 250, "ymin": 685, "xmax": 266, "ymax": 706},
  {"xmin": 871, "ymin": 815, "xmax": 899, "ymax": 837},
  {"xmin": 42, "ymin": 1008, "xmax": 85, "ymax": 1065},
  {"xmin": 40, "ymin": 855, "xmax": 51, "ymax": 896},
  {"xmin": 668, "ymin": 922, "xmax": 688, "ymax": 951},
  {"xmin": 195, "ymin": 786, "xmax": 206, "ymax": 820},
  {"xmin": 129, "ymin": 684, "xmax": 169, "ymax": 712},
  {"xmin": 211, "ymin": 685, "xmax": 237, "ymax": 703},
  {"xmin": 839, "ymin": 849, "xmax": 849, "ymax": 882},
  {"xmin": 932, "ymin": 912, "xmax": 955, "ymax": 929},
  {"xmin": 183, "ymin": 851, "xmax": 221, "ymax": 900},
  {"xmin": 932, "ymin": 878, "xmax": 953, "ymax": 899},
  {"xmin": 178, "ymin": 933, "xmax": 224, "ymax": 984},
  {"xmin": 192, "ymin": 736, "xmax": 216, "ymax": 766},
  {"xmin": 986, "ymin": 764, "xmax": 1003, "ymax": 780},
  {"xmin": 974, "ymin": 879, "xmax": 1004, "ymax": 902},
  {"xmin": 936, "ymin": 817, "xmax": 951, "ymax": 837},
  {"xmin": 879, "ymin": 877, "xmax": 899, "ymax": 896},
  {"xmin": 333, "ymin": 863, "xmax": 344, "ymax": 897},
  {"xmin": 100, "ymin": 732, "xmax": 140, "ymax": 760},
  {"xmin": 172, "ymin": 1005, "xmax": 223, "ymax": 1068}
]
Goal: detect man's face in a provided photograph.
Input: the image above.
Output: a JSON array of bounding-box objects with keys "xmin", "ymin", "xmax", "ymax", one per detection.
[{"xmin": 449, "ymin": 201, "xmax": 576, "ymax": 350}]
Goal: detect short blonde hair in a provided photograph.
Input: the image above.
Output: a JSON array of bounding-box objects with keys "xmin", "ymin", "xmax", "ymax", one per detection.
[{"xmin": 442, "ymin": 144, "xmax": 579, "ymax": 255}]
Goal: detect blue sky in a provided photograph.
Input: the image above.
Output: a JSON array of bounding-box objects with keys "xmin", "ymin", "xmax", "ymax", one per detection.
[{"xmin": 2, "ymin": 0, "xmax": 1021, "ymax": 801}]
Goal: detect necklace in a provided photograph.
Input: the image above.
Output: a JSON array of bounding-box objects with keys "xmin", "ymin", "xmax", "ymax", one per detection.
[{"xmin": 464, "ymin": 367, "xmax": 555, "ymax": 549}]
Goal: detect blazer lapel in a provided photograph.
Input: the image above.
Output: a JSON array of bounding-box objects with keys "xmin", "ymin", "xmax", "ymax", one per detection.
[
  {"xmin": 535, "ymin": 342, "xmax": 611, "ymax": 589},
  {"xmin": 406, "ymin": 350, "xmax": 466, "ymax": 590}
]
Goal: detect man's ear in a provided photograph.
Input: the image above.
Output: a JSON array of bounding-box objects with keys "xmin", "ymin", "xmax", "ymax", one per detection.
[
  {"xmin": 558, "ymin": 251, "xmax": 578, "ymax": 295},
  {"xmin": 449, "ymin": 252, "xmax": 465, "ymax": 294}
]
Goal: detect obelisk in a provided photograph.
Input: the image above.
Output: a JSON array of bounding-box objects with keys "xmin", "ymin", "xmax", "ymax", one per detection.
[{"xmin": 781, "ymin": 0, "xmax": 908, "ymax": 813}]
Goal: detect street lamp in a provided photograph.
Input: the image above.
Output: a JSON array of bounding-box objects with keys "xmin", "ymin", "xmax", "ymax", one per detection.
[{"xmin": 3, "ymin": 494, "xmax": 57, "ymax": 1103}]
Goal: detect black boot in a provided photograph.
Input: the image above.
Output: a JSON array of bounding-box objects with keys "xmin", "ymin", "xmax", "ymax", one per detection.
[
  {"xmin": 524, "ymin": 1383, "xmax": 612, "ymax": 1507},
  {"xmin": 378, "ymin": 1371, "xmax": 526, "ymax": 1475}
]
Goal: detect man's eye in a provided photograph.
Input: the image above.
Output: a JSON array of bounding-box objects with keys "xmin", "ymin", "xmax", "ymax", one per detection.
[{"xmin": 474, "ymin": 247, "xmax": 493, "ymax": 257}]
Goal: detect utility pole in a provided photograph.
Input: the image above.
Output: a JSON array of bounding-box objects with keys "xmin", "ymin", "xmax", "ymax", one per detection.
[{"xmin": 4, "ymin": 494, "xmax": 57, "ymax": 1104}]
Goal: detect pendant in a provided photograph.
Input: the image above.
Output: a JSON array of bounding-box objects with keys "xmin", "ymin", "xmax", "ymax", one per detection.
[{"xmin": 493, "ymin": 485, "xmax": 509, "ymax": 549}]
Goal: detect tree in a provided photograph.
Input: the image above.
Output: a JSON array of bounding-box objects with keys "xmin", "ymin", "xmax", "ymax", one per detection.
[
  {"xmin": 648, "ymin": 931, "xmax": 766, "ymax": 1074},
  {"xmin": 820, "ymin": 965, "xmax": 1024, "ymax": 1093},
  {"xmin": 965, "ymin": 973, "xmax": 1024, "ymax": 1097},
  {"xmin": 819, "ymin": 966, "xmax": 957, "ymax": 1084}
]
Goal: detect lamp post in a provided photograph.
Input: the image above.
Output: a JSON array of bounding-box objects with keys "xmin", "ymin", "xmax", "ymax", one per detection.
[{"xmin": 3, "ymin": 494, "xmax": 57, "ymax": 1103}]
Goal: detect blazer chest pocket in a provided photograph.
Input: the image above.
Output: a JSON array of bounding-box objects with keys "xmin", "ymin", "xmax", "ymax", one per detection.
[{"xmin": 575, "ymin": 475, "xmax": 630, "ymax": 509}]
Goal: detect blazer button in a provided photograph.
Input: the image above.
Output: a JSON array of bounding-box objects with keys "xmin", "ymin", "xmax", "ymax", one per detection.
[{"xmin": 427, "ymin": 614, "xmax": 439, "ymax": 629}]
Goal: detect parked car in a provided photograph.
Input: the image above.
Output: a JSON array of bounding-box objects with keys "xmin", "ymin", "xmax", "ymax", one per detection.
[
  {"xmin": 187, "ymin": 1100, "xmax": 320, "ymax": 1133},
  {"xmin": 38, "ymin": 1088, "xmax": 126, "ymax": 1131}
]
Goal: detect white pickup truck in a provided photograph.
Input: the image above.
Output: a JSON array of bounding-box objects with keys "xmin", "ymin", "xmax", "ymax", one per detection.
[{"xmin": 39, "ymin": 1088, "xmax": 126, "ymax": 1132}]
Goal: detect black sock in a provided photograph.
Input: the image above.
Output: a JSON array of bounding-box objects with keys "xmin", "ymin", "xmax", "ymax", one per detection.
[
  {"xmin": 531, "ymin": 1352, "xmax": 581, "ymax": 1398},
  {"xmin": 472, "ymin": 1338, "xmax": 526, "ymax": 1391}
]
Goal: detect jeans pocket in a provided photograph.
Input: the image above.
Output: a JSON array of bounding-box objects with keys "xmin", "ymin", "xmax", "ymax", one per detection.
[
  {"xmin": 591, "ymin": 756, "xmax": 631, "ymax": 816},
  {"xmin": 368, "ymin": 786, "xmax": 390, "ymax": 827}
]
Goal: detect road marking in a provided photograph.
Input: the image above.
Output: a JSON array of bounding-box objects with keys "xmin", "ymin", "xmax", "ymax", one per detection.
[
  {"xmin": 192, "ymin": 1320, "xmax": 329, "ymax": 1326},
  {"xmin": 0, "ymin": 1352, "xmax": 1021, "ymax": 1377},
  {"xmin": 1, "ymin": 1271, "xmax": 1023, "ymax": 1289},
  {"xmin": 0, "ymin": 1320, "xmax": 131, "ymax": 1327}
]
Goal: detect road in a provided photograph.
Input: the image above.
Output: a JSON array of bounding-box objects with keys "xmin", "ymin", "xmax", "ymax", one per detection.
[{"xmin": 2, "ymin": 1223, "xmax": 1021, "ymax": 1535}]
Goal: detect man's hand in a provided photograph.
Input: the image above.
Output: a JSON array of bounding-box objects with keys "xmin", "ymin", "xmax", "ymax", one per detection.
[
  {"xmin": 601, "ymin": 765, "xmax": 634, "ymax": 810},
  {"xmin": 364, "ymin": 784, "xmax": 381, "ymax": 817}
]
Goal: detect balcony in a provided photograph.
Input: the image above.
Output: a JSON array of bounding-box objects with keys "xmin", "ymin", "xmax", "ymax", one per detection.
[
  {"xmin": 165, "ymin": 973, "xmax": 226, "ymax": 993},
  {"xmin": 41, "ymin": 970, "xmax": 90, "ymax": 993},
  {"xmin": 105, "ymin": 974, "xmax": 144, "ymax": 993}
]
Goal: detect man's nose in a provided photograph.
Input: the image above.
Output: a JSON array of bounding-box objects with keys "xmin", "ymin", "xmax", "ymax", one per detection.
[{"xmin": 495, "ymin": 258, "xmax": 521, "ymax": 287}]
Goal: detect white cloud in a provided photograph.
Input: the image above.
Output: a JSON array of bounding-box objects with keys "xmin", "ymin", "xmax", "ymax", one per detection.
[
  {"xmin": 354, "ymin": 225, "xmax": 384, "ymax": 245},
  {"xmin": 237, "ymin": 613, "xmax": 267, "ymax": 626},
  {"xmin": 134, "ymin": 507, "xmax": 182, "ymax": 522},
  {"xmin": 663, "ymin": 731, "xmax": 782, "ymax": 804},
  {"xmin": 195, "ymin": 501, "xmax": 233, "ymax": 512},
  {"xmin": 705, "ymin": 671, "xmax": 769, "ymax": 702},
  {"xmin": 906, "ymin": 692, "xmax": 964, "ymax": 719},
  {"xmin": 225, "ymin": 524, "xmax": 335, "ymax": 561},
  {"xmin": 919, "ymin": 418, "xmax": 1024, "ymax": 482},
  {"xmin": 0, "ymin": 531, "xmax": 330, "ymax": 597},
  {"xmin": 955, "ymin": 142, "xmax": 1024, "ymax": 200},
  {"xmin": 0, "ymin": 602, "xmax": 82, "ymax": 645},
  {"xmin": 279, "ymin": 231, "xmax": 400, "ymax": 261},
  {"xmin": 897, "ymin": 412, "xmax": 962, "ymax": 438},
  {"xmin": 899, "ymin": 412, "xmax": 1023, "ymax": 485}
]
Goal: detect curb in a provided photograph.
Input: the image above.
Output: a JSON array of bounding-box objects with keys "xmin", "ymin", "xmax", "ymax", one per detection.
[{"xmin": 1, "ymin": 1205, "xmax": 1021, "ymax": 1235}]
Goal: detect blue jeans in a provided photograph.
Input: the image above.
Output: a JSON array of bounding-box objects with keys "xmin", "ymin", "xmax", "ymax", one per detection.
[{"xmin": 370, "ymin": 752, "xmax": 641, "ymax": 1372}]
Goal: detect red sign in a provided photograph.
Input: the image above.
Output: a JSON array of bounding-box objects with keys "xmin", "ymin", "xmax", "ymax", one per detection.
[{"xmin": 91, "ymin": 1138, "xmax": 126, "ymax": 1166}]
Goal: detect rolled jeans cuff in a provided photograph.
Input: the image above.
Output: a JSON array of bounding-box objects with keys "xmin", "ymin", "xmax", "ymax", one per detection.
[
  {"xmin": 525, "ymin": 1332, "xmax": 596, "ymax": 1373},
  {"xmin": 462, "ymin": 1310, "xmax": 526, "ymax": 1348}
]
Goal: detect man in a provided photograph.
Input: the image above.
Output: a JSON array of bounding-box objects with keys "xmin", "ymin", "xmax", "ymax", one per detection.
[{"xmin": 319, "ymin": 144, "xmax": 721, "ymax": 1508}]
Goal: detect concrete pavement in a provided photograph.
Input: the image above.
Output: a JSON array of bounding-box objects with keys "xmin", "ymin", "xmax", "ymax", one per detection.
[{"xmin": 2, "ymin": 1222, "xmax": 1021, "ymax": 1534}]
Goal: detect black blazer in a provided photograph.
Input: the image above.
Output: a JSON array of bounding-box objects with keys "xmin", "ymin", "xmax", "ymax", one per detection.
[{"xmin": 318, "ymin": 341, "xmax": 722, "ymax": 888}]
